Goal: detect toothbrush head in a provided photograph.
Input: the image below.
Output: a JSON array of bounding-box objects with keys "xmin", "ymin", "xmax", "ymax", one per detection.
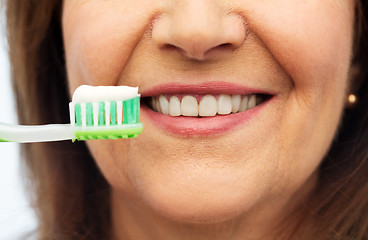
[{"xmin": 69, "ymin": 85, "xmax": 143, "ymax": 141}]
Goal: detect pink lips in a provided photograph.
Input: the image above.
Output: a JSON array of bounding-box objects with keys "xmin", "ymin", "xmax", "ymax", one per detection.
[{"xmin": 140, "ymin": 82, "xmax": 274, "ymax": 136}]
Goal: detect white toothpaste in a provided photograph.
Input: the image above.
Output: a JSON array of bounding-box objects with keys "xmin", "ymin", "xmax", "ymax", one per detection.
[{"xmin": 72, "ymin": 85, "xmax": 139, "ymax": 103}]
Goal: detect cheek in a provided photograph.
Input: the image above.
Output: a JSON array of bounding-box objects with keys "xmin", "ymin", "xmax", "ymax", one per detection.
[
  {"xmin": 62, "ymin": 1, "xmax": 156, "ymax": 90},
  {"xmin": 86, "ymin": 140, "xmax": 137, "ymax": 195},
  {"xmin": 249, "ymin": 1, "xmax": 354, "ymax": 184},
  {"xmin": 246, "ymin": 1, "xmax": 354, "ymax": 97}
]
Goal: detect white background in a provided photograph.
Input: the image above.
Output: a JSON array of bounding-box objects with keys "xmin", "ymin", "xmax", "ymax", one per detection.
[{"xmin": 0, "ymin": 6, "xmax": 37, "ymax": 240}]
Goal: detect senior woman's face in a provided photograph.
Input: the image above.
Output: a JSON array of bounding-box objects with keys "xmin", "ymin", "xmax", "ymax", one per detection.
[{"xmin": 62, "ymin": 1, "xmax": 355, "ymax": 224}]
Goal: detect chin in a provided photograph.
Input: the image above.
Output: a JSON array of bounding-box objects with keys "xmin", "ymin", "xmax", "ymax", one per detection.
[
  {"xmin": 144, "ymin": 190, "xmax": 250, "ymax": 224},
  {"xmin": 129, "ymin": 162, "xmax": 270, "ymax": 224}
]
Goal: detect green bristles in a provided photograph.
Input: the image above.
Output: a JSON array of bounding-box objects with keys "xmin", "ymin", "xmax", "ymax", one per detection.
[
  {"xmin": 123, "ymin": 97, "xmax": 140, "ymax": 124},
  {"xmin": 75, "ymin": 103, "xmax": 82, "ymax": 126},
  {"xmin": 72, "ymin": 96, "xmax": 142, "ymax": 141},
  {"xmin": 98, "ymin": 102, "xmax": 105, "ymax": 125},
  {"xmin": 86, "ymin": 103, "xmax": 93, "ymax": 126},
  {"xmin": 110, "ymin": 101, "xmax": 117, "ymax": 125}
]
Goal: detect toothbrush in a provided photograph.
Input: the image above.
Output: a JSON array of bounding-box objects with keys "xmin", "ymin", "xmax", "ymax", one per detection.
[{"xmin": 0, "ymin": 85, "xmax": 143, "ymax": 143}]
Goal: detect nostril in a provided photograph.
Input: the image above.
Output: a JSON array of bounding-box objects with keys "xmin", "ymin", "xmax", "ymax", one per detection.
[
  {"xmin": 211, "ymin": 43, "xmax": 234, "ymax": 52},
  {"xmin": 163, "ymin": 44, "xmax": 179, "ymax": 51},
  {"xmin": 202, "ymin": 42, "xmax": 236, "ymax": 58},
  {"xmin": 217, "ymin": 43, "xmax": 232, "ymax": 49},
  {"xmin": 162, "ymin": 42, "xmax": 236, "ymax": 60},
  {"xmin": 162, "ymin": 43, "xmax": 188, "ymax": 58}
]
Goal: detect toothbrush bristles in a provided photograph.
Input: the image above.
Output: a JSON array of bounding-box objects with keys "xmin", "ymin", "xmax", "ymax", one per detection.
[{"xmin": 71, "ymin": 97, "xmax": 140, "ymax": 127}]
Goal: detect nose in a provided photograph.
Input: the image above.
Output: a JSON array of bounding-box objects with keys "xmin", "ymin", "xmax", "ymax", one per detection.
[{"xmin": 151, "ymin": 1, "xmax": 248, "ymax": 60}]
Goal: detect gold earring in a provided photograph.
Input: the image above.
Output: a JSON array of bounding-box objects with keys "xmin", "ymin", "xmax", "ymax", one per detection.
[{"xmin": 346, "ymin": 93, "xmax": 358, "ymax": 108}]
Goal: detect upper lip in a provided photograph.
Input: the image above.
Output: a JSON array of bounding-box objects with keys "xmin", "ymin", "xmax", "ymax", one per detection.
[{"xmin": 139, "ymin": 81, "xmax": 275, "ymax": 97}]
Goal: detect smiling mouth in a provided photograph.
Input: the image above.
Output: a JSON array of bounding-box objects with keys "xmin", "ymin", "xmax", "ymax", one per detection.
[
  {"xmin": 139, "ymin": 82, "xmax": 275, "ymax": 136},
  {"xmin": 142, "ymin": 93, "xmax": 272, "ymax": 117}
]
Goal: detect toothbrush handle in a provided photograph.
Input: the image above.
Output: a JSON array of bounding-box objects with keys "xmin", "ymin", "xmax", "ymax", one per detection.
[{"xmin": 0, "ymin": 123, "xmax": 75, "ymax": 143}]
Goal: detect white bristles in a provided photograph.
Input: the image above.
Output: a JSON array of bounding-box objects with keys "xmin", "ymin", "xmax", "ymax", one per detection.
[
  {"xmin": 69, "ymin": 102, "xmax": 75, "ymax": 126},
  {"xmin": 117, "ymin": 101, "xmax": 123, "ymax": 125},
  {"xmin": 81, "ymin": 103, "xmax": 87, "ymax": 127},
  {"xmin": 93, "ymin": 102, "xmax": 99, "ymax": 127},
  {"xmin": 105, "ymin": 101, "xmax": 110, "ymax": 126}
]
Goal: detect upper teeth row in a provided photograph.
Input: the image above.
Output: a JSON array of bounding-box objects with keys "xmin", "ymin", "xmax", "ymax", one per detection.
[{"xmin": 151, "ymin": 94, "xmax": 259, "ymax": 117}]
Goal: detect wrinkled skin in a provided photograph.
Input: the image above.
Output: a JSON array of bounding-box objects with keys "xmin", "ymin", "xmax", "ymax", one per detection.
[{"xmin": 63, "ymin": 1, "xmax": 355, "ymax": 239}]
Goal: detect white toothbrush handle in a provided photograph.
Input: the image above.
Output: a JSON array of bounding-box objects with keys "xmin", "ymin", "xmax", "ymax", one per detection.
[{"xmin": 0, "ymin": 123, "xmax": 75, "ymax": 143}]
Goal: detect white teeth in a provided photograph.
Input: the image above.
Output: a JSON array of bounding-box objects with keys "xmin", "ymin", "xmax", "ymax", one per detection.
[
  {"xmin": 159, "ymin": 95, "xmax": 169, "ymax": 115},
  {"xmin": 239, "ymin": 95, "xmax": 248, "ymax": 112},
  {"xmin": 231, "ymin": 95, "xmax": 241, "ymax": 113},
  {"xmin": 217, "ymin": 94, "xmax": 232, "ymax": 115},
  {"xmin": 199, "ymin": 95, "xmax": 217, "ymax": 117},
  {"xmin": 181, "ymin": 96, "xmax": 198, "ymax": 116},
  {"xmin": 151, "ymin": 94, "xmax": 263, "ymax": 117},
  {"xmin": 169, "ymin": 96, "xmax": 181, "ymax": 116},
  {"xmin": 248, "ymin": 94, "xmax": 256, "ymax": 109}
]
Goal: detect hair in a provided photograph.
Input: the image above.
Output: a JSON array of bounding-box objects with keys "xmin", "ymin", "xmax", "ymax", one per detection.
[
  {"xmin": 6, "ymin": 1, "xmax": 110, "ymax": 239},
  {"xmin": 4, "ymin": 0, "xmax": 368, "ymax": 239}
]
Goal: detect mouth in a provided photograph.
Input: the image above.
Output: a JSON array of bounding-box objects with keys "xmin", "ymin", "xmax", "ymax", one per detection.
[{"xmin": 140, "ymin": 82, "xmax": 275, "ymax": 136}]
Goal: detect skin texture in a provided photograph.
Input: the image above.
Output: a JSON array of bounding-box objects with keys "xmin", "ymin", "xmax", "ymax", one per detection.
[{"xmin": 62, "ymin": 1, "xmax": 355, "ymax": 239}]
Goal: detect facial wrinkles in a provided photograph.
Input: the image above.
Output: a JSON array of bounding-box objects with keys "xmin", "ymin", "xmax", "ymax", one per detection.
[
  {"xmin": 63, "ymin": 0, "xmax": 160, "ymax": 88},
  {"xmin": 59, "ymin": 1, "xmax": 357, "ymax": 238},
  {"xmin": 327, "ymin": 0, "xmax": 355, "ymax": 19},
  {"xmin": 234, "ymin": 0, "xmax": 355, "ymax": 189},
  {"xmin": 62, "ymin": 0, "xmax": 91, "ymax": 27},
  {"xmin": 251, "ymin": 1, "xmax": 352, "ymax": 106}
]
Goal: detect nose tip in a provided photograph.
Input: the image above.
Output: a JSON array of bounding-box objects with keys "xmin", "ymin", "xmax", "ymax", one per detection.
[{"xmin": 151, "ymin": 6, "xmax": 248, "ymax": 61}]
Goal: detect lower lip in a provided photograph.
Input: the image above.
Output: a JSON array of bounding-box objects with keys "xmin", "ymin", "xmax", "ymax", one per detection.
[{"xmin": 141, "ymin": 99, "xmax": 272, "ymax": 136}]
